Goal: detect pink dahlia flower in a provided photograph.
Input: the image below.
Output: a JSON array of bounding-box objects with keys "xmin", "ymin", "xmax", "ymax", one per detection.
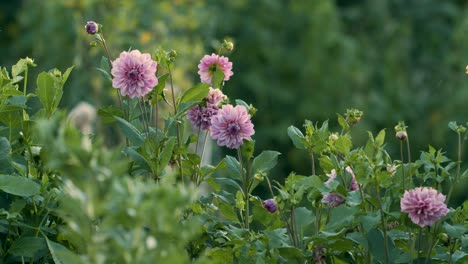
[
  {"xmin": 206, "ymin": 87, "xmax": 227, "ymax": 106},
  {"xmin": 321, "ymin": 193, "xmax": 345, "ymax": 207},
  {"xmin": 198, "ymin": 53, "xmax": 233, "ymax": 85},
  {"xmin": 262, "ymin": 199, "xmax": 278, "ymax": 213},
  {"xmin": 111, "ymin": 50, "xmax": 158, "ymax": 99},
  {"xmin": 400, "ymin": 187, "xmax": 449, "ymax": 227},
  {"xmin": 187, "ymin": 104, "xmax": 219, "ymax": 130},
  {"xmin": 210, "ymin": 105, "xmax": 254, "ymax": 149}
]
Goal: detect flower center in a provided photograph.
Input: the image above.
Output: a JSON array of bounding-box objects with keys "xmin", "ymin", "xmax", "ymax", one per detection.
[
  {"xmin": 227, "ymin": 122, "xmax": 240, "ymax": 135},
  {"xmin": 127, "ymin": 67, "xmax": 140, "ymax": 81}
]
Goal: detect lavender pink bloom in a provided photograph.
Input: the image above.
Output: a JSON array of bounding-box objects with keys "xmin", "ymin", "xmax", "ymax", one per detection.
[
  {"xmin": 111, "ymin": 50, "xmax": 158, "ymax": 99},
  {"xmin": 345, "ymin": 166, "xmax": 360, "ymax": 191},
  {"xmin": 198, "ymin": 53, "xmax": 233, "ymax": 85},
  {"xmin": 325, "ymin": 169, "xmax": 337, "ymax": 185},
  {"xmin": 262, "ymin": 199, "xmax": 277, "ymax": 213},
  {"xmin": 210, "ymin": 105, "xmax": 254, "ymax": 149},
  {"xmin": 85, "ymin": 21, "xmax": 98, "ymax": 35},
  {"xmin": 400, "ymin": 187, "xmax": 448, "ymax": 227},
  {"xmin": 187, "ymin": 104, "xmax": 219, "ymax": 130},
  {"xmin": 206, "ymin": 87, "xmax": 227, "ymax": 105},
  {"xmin": 321, "ymin": 193, "xmax": 345, "ymax": 207}
]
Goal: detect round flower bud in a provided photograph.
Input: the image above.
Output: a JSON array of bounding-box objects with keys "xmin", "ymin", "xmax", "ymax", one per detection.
[
  {"xmin": 438, "ymin": 233, "xmax": 449, "ymax": 244},
  {"xmin": 395, "ymin": 131, "xmax": 407, "ymax": 141},
  {"xmin": 222, "ymin": 40, "xmax": 234, "ymax": 52},
  {"xmin": 85, "ymin": 21, "xmax": 99, "ymax": 35},
  {"xmin": 262, "ymin": 199, "xmax": 277, "ymax": 213},
  {"xmin": 329, "ymin": 133, "xmax": 339, "ymax": 142}
]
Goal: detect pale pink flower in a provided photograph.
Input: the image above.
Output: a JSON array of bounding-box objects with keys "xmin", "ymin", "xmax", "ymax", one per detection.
[
  {"xmin": 321, "ymin": 193, "xmax": 345, "ymax": 207},
  {"xmin": 210, "ymin": 105, "xmax": 254, "ymax": 149},
  {"xmin": 198, "ymin": 53, "xmax": 233, "ymax": 85},
  {"xmin": 400, "ymin": 187, "xmax": 449, "ymax": 227},
  {"xmin": 187, "ymin": 104, "xmax": 219, "ymax": 130},
  {"xmin": 111, "ymin": 50, "xmax": 158, "ymax": 98},
  {"xmin": 325, "ymin": 169, "xmax": 337, "ymax": 185},
  {"xmin": 206, "ymin": 87, "xmax": 227, "ymax": 106},
  {"xmin": 345, "ymin": 166, "xmax": 360, "ymax": 191}
]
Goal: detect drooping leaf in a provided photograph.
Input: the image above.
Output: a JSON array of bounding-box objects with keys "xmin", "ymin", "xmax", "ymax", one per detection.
[
  {"xmin": 179, "ymin": 83, "xmax": 210, "ymax": 104},
  {"xmin": 114, "ymin": 116, "xmax": 144, "ymax": 146},
  {"xmin": 123, "ymin": 147, "xmax": 151, "ymax": 172},
  {"xmin": 45, "ymin": 237, "xmax": 83, "ymax": 264},
  {"xmin": 251, "ymin": 150, "xmax": 281, "ymax": 175},
  {"xmin": 158, "ymin": 137, "xmax": 176, "ymax": 173},
  {"xmin": 287, "ymin": 126, "xmax": 306, "ymax": 149}
]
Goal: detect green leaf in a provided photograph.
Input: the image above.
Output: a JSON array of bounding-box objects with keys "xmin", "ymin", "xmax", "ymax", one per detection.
[
  {"xmin": 0, "ymin": 138, "xmax": 12, "ymax": 174},
  {"xmin": 337, "ymin": 113, "xmax": 350, "ymax": 131},
  {"xmin": 98, "ymin": 106, "xmax": 124, "ymax": 124},
  {"xmin": 0, "ymin": 174, "xmax": 40, "ymax": 197},
  {"xmin": 324, "ymin": 206, "xmax": 356, "ymax": 231},
  {"xmin": 158, "ymin": 137, "xmax": 176, "ymax": 172},
  {"xmin": 100, "ymin": 56, "xmax": 110, "ymax": 73},
  {"xmin": 251, "ymin": 150, "xmax": 281, "ymax": 175},
  {"xmin": 375, "ymin": 129, "xmax": 386, "ymax": 147},
  {"xmin": 443, "ymin": 222, "xmax": 467, "ymax": 239},
  {"xmin": 287, "ymin": 126, "xmax": 306, "ymax": 149},
  {"xmin": 9, "ymin": 237, "xmax": 46, "ymax": 258},
  {"xmin": 294, "ymin": 207, "xmax": 314, "ymax": 234},
  {"xmin": 211, "ymin": 69, "xmax": 225, "ymax": 88},
  {"xmin": 154, "ymin": 73, "xmax": 169, "ymax": 95},
  {"xmin": 114, "ymin": 116, "xmax": 144, "ymax": 146},
  {"xmin": 179, "ymin": 83, "xmax": 210, "ymax": 104},
  {"xmin": 36, "ymin": 72, "xmax": 56, "ymax": 115},
  {"xmin": 45, "ymin": 237, "xmax": 83, "ymax": 264},
  {"xmin": 96, "ymin": 68, "xmax": 112, "ymax": 82},
  {"xmin": 123, "ymin": 147, "xmax": 151, "ymax": 172},
  {"xmin": 218, "ymin": 198, "xmax": 239, "ymax": 221}
]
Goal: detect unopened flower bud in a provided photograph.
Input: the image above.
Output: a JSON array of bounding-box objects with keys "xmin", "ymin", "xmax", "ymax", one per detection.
[
  {"xmin": 345, "ymin": 109, "xmax": 363, "ymax": 125},
  {"xmin": 85, "ymin": 21, "xmax": 99, "ymax": 35},
  {"xmin": 168, "ymin": 50, "xmax": 178, "ymax": 62},
  {"xmin": 465, "ymin": 65, "xmax": 468, "ymax": 74},
  {"xmin": 254, "ymin": 172, "xmax": 265, "ymax": 181},
  {"xmin": 329, "ymin": 133, "xmax": 339, "ymax": 142},
  {"xmin": 89, "ymin": 41, "xmax": 98, "ymax": 47},
  {"xmin": 248, "ymin": 104, "xmax": 257, "ymax": 117},
  {"xmin": 222, "ymin": 40, "xmax": 234, "ymax": 52},
  {"xmin": 395, "ymin": 131, "xmax": 407, "ymax": 141},
  {"xmin": 438, "ymin": 233, "xmax": 449, "ymax": 244},
  {"xmin": 386, "ymin": 164, "xmax": 399, "ymax": 176},
  {"xmin": 262, "ymin": 199, "xmax": 277, "ymax": 213},
  {"xmin": 30, "ymin": 146, "xmax": 41, "ymax": 157}
]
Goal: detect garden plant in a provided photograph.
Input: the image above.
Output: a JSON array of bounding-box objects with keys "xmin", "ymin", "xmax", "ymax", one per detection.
[{"xmin": 0, "ymin": 21, "xmax": 466, "ymax": 263}]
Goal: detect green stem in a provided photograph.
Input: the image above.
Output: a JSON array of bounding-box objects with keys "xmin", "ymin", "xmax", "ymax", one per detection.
[
  {"xmin": 406, "ymin": 137, "xmax": 412, "ymax": 185},
  {"xmin": 237, "ymin": 148, "xmax": 249, "ymax": 230},
  {"xmin": 168, "ymin": 67, "xmax": 184, "ymax": 185},
  {"xmin": 409, "ymin": 228, "xmax": 414, "ymax": 264},
  {"xmin": 447, "ymin": 132, "xmax": 462, "ymax": 204},
  {"xmin": 310, "ymin": 152, "xmax": 315, "ymax": 176},
  {"xmin": 417, "ymin": 227, "xmax": 423, "ymax": 263},
  {"xmin": 400, "ymin": 140, "xmax": 406, "ymax": 191},
  {"xmin": 376, "ymin": 185, "xmax": 389, "ymax": 264}
]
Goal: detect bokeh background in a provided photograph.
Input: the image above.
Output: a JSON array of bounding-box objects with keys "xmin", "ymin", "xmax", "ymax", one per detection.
[{"xmin": 1, "ymin": 0, "xmax": 467, "ymax": 202}]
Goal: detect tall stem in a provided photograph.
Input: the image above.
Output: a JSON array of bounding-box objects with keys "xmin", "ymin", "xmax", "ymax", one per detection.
[
  {"xmin": 376, "ymin": 185, "xmax": 389, "ymax": 264},
  {"xmin": 406, "ymin": 137, "xmax": 412, "ymax": 185},
  {"xmin": 168, "ymin": 67, "xmax": 184, "ymax": 185},
  {"xmin": 447, "ymin": 132, "xmax": 462, "ymax": 204},
  {"xmin": 400, "ymin": 140, "xmax": 406, "ymax": 191},
  {"xmin": 237, "ymin": 148, "xmax": 249, "ymax": 230},
  {"xmin": 310, "ymin": 152, "xmax": 315, "ymax": 176}
]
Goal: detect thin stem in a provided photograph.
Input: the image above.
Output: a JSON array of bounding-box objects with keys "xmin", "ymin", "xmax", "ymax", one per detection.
[
  {"xmin": 400, "ymin": 140, "xmax": 406, "ymax": 191},
  {"xmin": 417, "ymin": 227, "xmax": 423, "ymax": 263},
  {"xmin": 409, "ymin": 228, "xmax": 414, "ymax": 264},
  {"xmin": 310, "ymin": 152, "xmax": 315, "ymax": 176},
  {"xmin": 168, "ymin": 67, "xmax": 184, "ymax": 185},
  {"xmin": 376, "ymin": 185, "xmax": 389, "ymax": 264},
  {"xmin": 200, "ymin": 131, "xmax": 209, "ymax": 164},
  {"xmin": 406, "ymin": 137, "xmax": 412, "ymax": 184},
  {"xmin": 315, "ymin": 200, "xmax": 322, "ymax": 235},
  {"xmin": 290, "ymin": 206, "xmax": 299, "ymax": 248},
  {"xmin": 447, "ymin": 132, "xmax": 462, "ymax": 204},
  {"xmin": 237, "ymin": 148, "xmax": 249, "ymax": 230}
]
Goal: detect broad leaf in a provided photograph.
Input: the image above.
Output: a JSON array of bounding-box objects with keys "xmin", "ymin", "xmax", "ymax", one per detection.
[
  {"xmin": 0, "ymin": 174, "xmax": 40, "ymax": 197},
  {"xmin": 9, "ymin": 237, "xmax": 46, "ymax": 258},
  {"xmin": 179, "ymin": 83, "xmax": 210, "ymax": 104},
  {"xmin": 114, "ymin": 116, "xmax": 144, "ymax": 146},
  {"xmin": 251, "ymin": 150, "xmax": 281, "ymax": 175}
]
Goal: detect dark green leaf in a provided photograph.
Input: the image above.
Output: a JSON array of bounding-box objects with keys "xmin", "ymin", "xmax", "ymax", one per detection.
[
  {"xmin": 158, "ymin": 137, "xmax": 176, "ymax": 172},
  {"xmin": 251, "ymin": 151, "xmax": 281, "ymax": 175},
  {"xmin": 287, "ymin": 126, "xmax": 306, "ymax": 149},
  {"xmin": 36, "ymin": 72, "xmax": 55, "ymax": 114},
  {"xmin": 114, "ymin": 116, "xmax": 144, "ymax": 146},
  {"xmin": 123, "ymin": 147, "xmax": 151, "ymax": 172},
  {"xmin": 443, "ymin": 222, "xmax": 467, "ymax": 239},
  {"xmin": 45, "ymin": 237, "xmax": 83, "ymax": 264},
  {"xmin": 179, "ymin": 83, "xmax": 210, "ymax": 104},
  {"xmin": 9, "ymin": 237, "xmax": 46, "ymax": 258},
  {"xmin": 0, "ymin": 174, "xmax": 40, "ymax": 197},
  {"xmin": 96, "ymin": 68, "xmax": 112, "ymax": 82}
]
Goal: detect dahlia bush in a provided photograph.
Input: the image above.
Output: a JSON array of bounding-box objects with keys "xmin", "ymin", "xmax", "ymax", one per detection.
[{"xmin": 0, "ymin": 21, "xmax": 466, "ymax": 264}]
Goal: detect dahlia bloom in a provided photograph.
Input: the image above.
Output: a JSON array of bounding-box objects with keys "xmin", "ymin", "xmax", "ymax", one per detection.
[
  {"xmin": 111, "ymin": 50, "xmax": 158, "ymax": 98},
  {"xmin": 187, "ymin": 104, "xmax": 219, "ymax": 130},
  {"xmin": 262, "ymin": 199, "xmax": 277, "ymax": 213},
  {"xmin": 210, "ymin": 105, "xmax": 254, "ymax": 149},
  {"xmin": 321, "ymin": 193, "xmax": 345, "ymax": 207},
  {"xmin": 206, "ymin": 87, "xmax": 227, "ymax": 105},
  {"xmin": 400, "ymin": 187, "xmax": 449, "ymax": 227},
  {"xmin": 198, "ymin": 53, "xmax": 233, "ymax": 85}
]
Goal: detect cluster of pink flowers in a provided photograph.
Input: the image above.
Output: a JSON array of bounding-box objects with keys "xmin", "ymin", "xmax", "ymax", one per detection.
[
  {"xmin": 400, "ymin": 187, "xmax": 448, "ymax": 227},
  {"xmin": 321, "ymin": 166, "xmax": 359, "ymax": 207},
  {"xmin": 189, "ymin": 53, "xmax": 254, "ymax": 149},
  {"xmin": 111, "ymin": 50, "xmax": 158, "ymax": 99},
  {"xmin": 198, "ymin": 53, "xmax": 233, "ymax": 85}
]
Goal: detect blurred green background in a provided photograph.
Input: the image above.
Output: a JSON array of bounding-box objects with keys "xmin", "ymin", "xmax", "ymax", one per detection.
[{"xmin": 1, "ymin": 0, "xmax": 467, "ymax": 197}]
